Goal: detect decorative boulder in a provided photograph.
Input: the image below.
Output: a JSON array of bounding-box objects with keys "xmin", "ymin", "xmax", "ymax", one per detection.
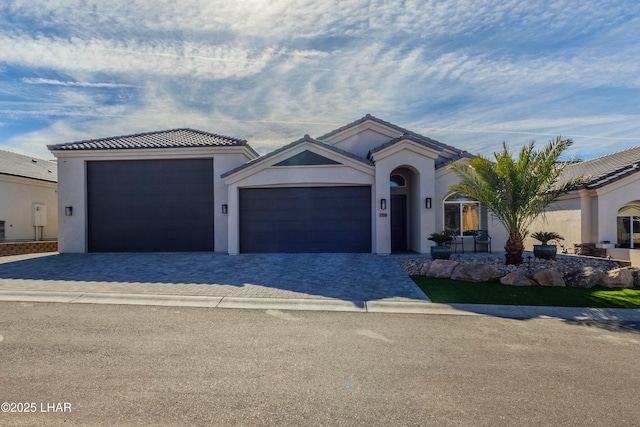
[
  {"xmin": 533, "ymin": 269, "xmax": 566, "ymax": 287},
  {"xmin": 419, "ymin": 261, "xmax": 432, "ymax": 276},
  {"xmin": 451, "ymin": 264, "xmax": 503, "ymax": 282},
  {"xmin": 632, "ymin": 269, "xmax": 640, "ymax": 287},
  {"xmin": 500, "ymin": 271, "xmax": 537, "ymax": 286},
  {"xmin": 597, "ymin": 267, "xmax": 635, "ymax": 288},
  {"xmin": 426, "ymin": 260, "xmax": 459, "ymax": 279},
  {"xmin": 564, "ymin": 266, "xmax": 602, "ymax": 288}
]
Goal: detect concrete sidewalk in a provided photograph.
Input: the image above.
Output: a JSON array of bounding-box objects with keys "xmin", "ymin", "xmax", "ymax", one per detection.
[{"xmin": 1, "ymin": 252, "xmax": 639, "ymax": 321}]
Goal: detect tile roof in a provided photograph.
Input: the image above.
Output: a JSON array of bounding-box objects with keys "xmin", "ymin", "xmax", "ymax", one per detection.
[
  {"xmin": 318, "ymin": 114, "xmax": 474, "ymax": 167},
  {"xmin": 221, "ymin": 134, "xmax": 373, "ymax": 178},
  {"xmin": 559, "ymin": 145, "xmax": 640, "ymax": 190},
  {"xmin": 0, "ymin": 149, "xmax": 57, "ymax": 183},
  {"xmin": 48, "ymin": 128, "xmax": 257, "ymax": 156}
]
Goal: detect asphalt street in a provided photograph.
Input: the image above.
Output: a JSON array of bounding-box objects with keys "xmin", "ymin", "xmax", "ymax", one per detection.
[{"xmin": 1, "ymin": 302, "xmax": 640, "ymax": 426}]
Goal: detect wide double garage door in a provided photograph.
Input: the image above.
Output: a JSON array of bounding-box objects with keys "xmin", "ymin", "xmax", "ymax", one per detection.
[
  {"xmin": 87, "ymin": 159, "xmax": 214, "ymax": 252},
  {"xmin": 239, "ymin": 186, "xmax": 372, "ymax": 253}
]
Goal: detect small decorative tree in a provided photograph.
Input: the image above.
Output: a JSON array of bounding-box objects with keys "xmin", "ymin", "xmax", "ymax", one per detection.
[
  {"xmin": 449, "ymin": 136, "xmax": 586, "ymax": 265},
  {"xmin": 428, "ymin": 233, "xmax": 453, "ymax": 246},
  {"xmin": 531, "ymin": 231, "xmax": 564, "ymax": 246},
  {"xmin": 428, "ymin": 233, "xmax": 453, "ymax": 260},
  {"xmin": 531, "ymin": 231, "xmax": 564, "ymax": 260}
]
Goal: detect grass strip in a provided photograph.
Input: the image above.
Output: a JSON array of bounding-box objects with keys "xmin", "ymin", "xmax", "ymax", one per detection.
[{"xmin": 412, "ymin": 276, "xmax": 640, "ymax": 309}]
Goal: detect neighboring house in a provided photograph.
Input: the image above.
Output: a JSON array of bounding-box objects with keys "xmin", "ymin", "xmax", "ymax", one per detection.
[
  {"xmin": 528, "ymin": 146, "xmax": 640, "ymax": 264},
  {"xmin": 0, "ymin": 149, "xmax": 58, "ymax": 241},
  {"xmin": 48, "ymin": 115, "xmax": 509, "ymax": 254}
]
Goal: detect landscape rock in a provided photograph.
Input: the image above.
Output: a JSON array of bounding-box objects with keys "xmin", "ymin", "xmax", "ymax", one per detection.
[
  {"xmin": 597, "ymin": 267, "xmax": 635, "ymax": 288},
  {"xmin": 451, "ymin": 263, "xmax": 503, "ymax": 282},
  {"xmin": 398, "ymin": 256, "xmax": 631, "ymax": 289},
  {"xmin": 500, "ymin": 271, "xmax": 537, "ymax": 286},
  {"xmin": 419, "ymin": 262, "xmax": 432, "ymax": 276},
  {"xmin": 633, "ymin": 270, "xmax": 640, "ymax": 287},
  {"xmin": 426, "ymin": 260, "xmax": 459, "ymax": 278},
  {"xmin": 564, "ymin": 266, "xmax": 602, "ymax": 288},
  {"xmin": 400, "ymin": 259, "xmax": 430, "ymax": 275},
  {"xmin": 533, "ymin": 269, "xmax": 566, "ymax": 287}
]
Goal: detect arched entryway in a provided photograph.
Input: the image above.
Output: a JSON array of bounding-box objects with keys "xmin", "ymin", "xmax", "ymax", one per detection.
[{"xmin": 390, "ymin": 167, "xmax": 416, "ymax": 252}]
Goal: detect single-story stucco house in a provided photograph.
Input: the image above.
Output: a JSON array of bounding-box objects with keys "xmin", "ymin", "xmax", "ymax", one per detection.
[
  {"xmin": 48, "ymin": 114, "xmax": 640, "ymax": 262},
  {"xmin": 48, "ymin": 114, "xmax": 509, "ymax": 254},
  {"xmin": 0, "ymin": 149, "xmax": 58, "ymax": 242}
]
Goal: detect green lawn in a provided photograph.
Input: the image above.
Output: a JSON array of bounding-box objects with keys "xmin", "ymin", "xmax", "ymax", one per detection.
[{"xmin": 412, "ymin": 276, "xmax": 640, "ymax": 309}]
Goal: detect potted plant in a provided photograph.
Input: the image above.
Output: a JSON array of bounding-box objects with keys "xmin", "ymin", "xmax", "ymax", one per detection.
[
  {"xmin": 428, "ymin": 233, "xmax": 453, "ymax": 260},
  {"xmin": 531, "ymin": 231, "xmax": 564, "ymax": 260}
]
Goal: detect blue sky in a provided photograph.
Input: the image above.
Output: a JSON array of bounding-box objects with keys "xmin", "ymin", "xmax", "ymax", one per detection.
[{"xmin": 1, "ymin": 0, "xmax": 639, "ymax": 161}]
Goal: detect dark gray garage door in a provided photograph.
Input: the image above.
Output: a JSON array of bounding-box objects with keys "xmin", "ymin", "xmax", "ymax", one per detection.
[
  {"xmin": 239, "ymin": 186, "xmax": 371, "ymax": 253},
  {"xmin": 87, "ymin": 159, "xmax": 214, "ymax": 252}
]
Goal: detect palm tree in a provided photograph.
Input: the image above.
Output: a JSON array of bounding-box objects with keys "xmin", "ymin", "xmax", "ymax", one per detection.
[{"xmin": 448, "ymin": 136, "xmax": 585, "ymax": 265}]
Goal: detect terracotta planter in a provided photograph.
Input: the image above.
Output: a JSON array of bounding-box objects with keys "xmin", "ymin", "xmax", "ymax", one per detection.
[
  {"xmin": 430, "ymin": 246, "xmax": 452, "ymax": 260},
  {"xmin": 533, "ymin": 244, "xmax": 557, "ymax": 260}
]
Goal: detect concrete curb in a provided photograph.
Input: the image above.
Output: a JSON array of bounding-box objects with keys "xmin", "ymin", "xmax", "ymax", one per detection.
[
  {"xmin": 216, "ymin": 297, "xmax": 367, "ymax": 312},
  {"xmin": 1, "ymin": 290, "xmax": 639, "ymax": 321}
]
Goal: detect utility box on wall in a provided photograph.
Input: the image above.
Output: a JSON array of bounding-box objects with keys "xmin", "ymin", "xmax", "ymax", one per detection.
[{"xmin": 33, "ymin": 204, "xmax": 47, "ymax": 226}]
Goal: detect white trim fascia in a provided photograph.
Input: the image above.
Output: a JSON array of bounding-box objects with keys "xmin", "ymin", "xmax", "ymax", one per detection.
[
  {"xmin": 0, "ymin": 174, "xmax": 57, "ymax": 189},
  {"xmin": 435, "ymin": 157, "xmax": 469, "ymax": 179},
  {"xmin": 321, "ymin": 120, "xmax": 403, "ymax": 146},
  {"xmin": 236, "ymin": 182, "xmax": 373, "ymax": 189},
  {"xmin": 49, "ymin": 146, "xmax": 256, "ymax": 161},
  {"xmin": 370, "ymin": 139, "xmax": 440, "ymax": 163},
  {"xmin": 592, "ymin": 172, "xmax": 640, "ymax": 197},
  {"xmin": 223, "ymin": 142, "xmax": 374, "ymax": 186},
  {"xmin": 558, "ymin": 172, "xmax": 640, "ymax": 201}
]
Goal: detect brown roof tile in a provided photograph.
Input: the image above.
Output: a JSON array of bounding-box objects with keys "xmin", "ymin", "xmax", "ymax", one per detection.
[{"xmin": 48, "ymin": 128, "xmax": 256, "ymax": 156}]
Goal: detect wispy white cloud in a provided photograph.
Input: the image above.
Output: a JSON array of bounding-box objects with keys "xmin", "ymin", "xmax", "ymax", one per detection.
[
  {"xmin": 0, "ymin": 0, "xmax": 638, "ymax": 160},
  {"xmin": 21, "ymin": 78, "xmax": 138, "ymax": 88},
  {"xmin": 0, "ymin": 34, "xmax": 278, "ymax": 80}
]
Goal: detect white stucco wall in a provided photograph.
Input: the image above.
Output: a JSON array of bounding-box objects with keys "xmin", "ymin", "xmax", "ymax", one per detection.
[
  {"xmin": 525, "ymin": 195, "xmax": 582, "ymax": 251},
  {"xmin": 55, "ymin": 157, "xmax": 86, "ymax": 252},
  {"xmin": 0, "ymin": 175, "xmax": 58, "ymax": 241},
  {"xmin": 213, "ymin": 153, "xmax": 257, "ymax": 253}
]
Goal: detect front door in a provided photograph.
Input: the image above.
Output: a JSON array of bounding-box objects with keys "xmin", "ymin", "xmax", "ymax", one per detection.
[{"xmin": 391, "ymin": 195, "xmax": 407, "ymax": 252}]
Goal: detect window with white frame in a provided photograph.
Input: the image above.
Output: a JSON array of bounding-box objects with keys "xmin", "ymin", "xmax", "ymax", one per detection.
[
  {"xmin": 444, "ymin": 194, "xmax": 480, "ymax": 236},
  {"xmin": 617, "ymin": 204, "xmax": 640, "ymax": 248}
]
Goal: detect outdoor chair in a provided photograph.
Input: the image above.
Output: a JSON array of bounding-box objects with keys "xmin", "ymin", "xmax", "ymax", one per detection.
[
  {"xmin": 443, "ymin": 230, "xmax": 464, "ymax": 253},
  {"xmin": 473, "ymin": 230, "xmax": 492, "ymax": 253}
]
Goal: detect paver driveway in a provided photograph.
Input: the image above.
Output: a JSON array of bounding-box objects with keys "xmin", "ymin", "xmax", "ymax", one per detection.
[{"xmin": 0, "ymin": 252, "xmax": 427, "ymax": 302}]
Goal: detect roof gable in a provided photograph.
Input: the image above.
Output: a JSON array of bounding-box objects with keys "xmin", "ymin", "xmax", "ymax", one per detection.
[
  {"xmin": 222, "ymin": 135, "xmax": 372, "ymax": 179},
  {"xmin": 368, "ymin": 134, "xmax": 443, "ymax": 161},
  {"xmin": 317, "ymin": 114, "xmax": 474, "ymax": 167},
  {"xmin": 0, "ymin": 149, "xmax": 57, "ymax": 183},
  {"xmin": 48, "ymin": 128, "xmax": 257, "ymax": 156}
]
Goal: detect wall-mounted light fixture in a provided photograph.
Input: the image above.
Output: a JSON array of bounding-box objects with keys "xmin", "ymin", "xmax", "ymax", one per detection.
[
  {"xmin": 380, "ymin": 198, "xmax": 387, "ymax": 210},
  {"xmin": 222, "ymin": 204, "xmax": 228, "ymax": 214},
  {"xmin": 425, "ymin": 198, "xmax": 432, "ymax": 209},
  {"xmin": 65, "ymin": 206, "xmax": 73, "ymax": 216}
]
